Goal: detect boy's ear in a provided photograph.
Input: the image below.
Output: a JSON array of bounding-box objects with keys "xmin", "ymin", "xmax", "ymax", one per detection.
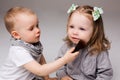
[{"xmin": 11, "ymin": 31, "xmax": 21, "ymax": 39}]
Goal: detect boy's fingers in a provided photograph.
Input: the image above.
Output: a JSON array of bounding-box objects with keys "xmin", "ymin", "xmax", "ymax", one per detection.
[
  {"xmin": 74, "ymin": 51, "xmax": 79, "ymax": 54},
  {"xmin": 68, "ymin": 47, "xmax": 75, "ymax": 53},
  {"xmin": 72, "ymin": 51, "xmax": 79, "ymax": 56}
]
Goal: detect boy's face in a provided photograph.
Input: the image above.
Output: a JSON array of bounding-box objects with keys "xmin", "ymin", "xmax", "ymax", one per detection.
[
  {"xmin": 12, "ymin": 13, "xmax": 40, "ymax": 43},
  {"xmin": 67, "ymin": 12, "xmax": 93, "ymax": 44}
]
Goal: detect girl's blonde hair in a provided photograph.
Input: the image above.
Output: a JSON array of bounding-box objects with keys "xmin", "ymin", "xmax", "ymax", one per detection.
[
  {"xmin": 65, "ymin": 5, "xmax": 110, "ymax": 55},
  {"xmin": 4, "ymin": 7, "xmax": 36, "ymax": 33}
]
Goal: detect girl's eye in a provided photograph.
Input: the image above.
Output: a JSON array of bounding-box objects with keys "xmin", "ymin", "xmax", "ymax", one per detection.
[{"xmin": 79, "ymin": 27, "xmax": 86, "ymax": 31}]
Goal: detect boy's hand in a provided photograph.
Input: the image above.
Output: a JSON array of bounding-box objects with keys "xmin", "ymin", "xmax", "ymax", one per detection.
[
  {"xmin": 48, "ymin": 77, "xmax": 58, "ymax": 80},
  {"xmin": 43, "ymin": 76, "xmax": 57, "ymax": 80},
  {"xmin": 61, "ymin": 76, "xmax": 73, "ymax": 80},
  {"xmin": 63, "ymin": 47, "xmax": 79, "ymax": 63}
]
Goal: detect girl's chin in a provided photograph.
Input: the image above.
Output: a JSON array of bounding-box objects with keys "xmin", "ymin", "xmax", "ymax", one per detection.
[
  {"xmin": 71, "ymin": 41, "xmax": 78, "ymax": 44},
  {"xmin": 69, "ymin": 38, "xmax": 79, "ymax": 44}
]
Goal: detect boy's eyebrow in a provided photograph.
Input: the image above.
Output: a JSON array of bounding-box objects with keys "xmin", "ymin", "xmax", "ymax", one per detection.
[
  {"xmin": 37, "ymin": 21, "xmax": 39, "ymax": 24},
  {"xmin": 37, "ymin": 21, "xmax": 39, "ymax": 26}
]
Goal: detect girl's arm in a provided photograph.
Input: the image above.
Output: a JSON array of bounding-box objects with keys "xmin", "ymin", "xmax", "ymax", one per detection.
[
  {"xmin": 23, "ymin": 48, "xmax": 79, "ymax": 76},
  {"xmin": 95, "ymin": 51, "xmax": 113, "ymax": 80},
  {"xmin": 56, "ymin": 44, "xmax": 70, "ymax": 79},
  {"xmin": 56, "ymin": 64, "xmax": 68, "ymax": 79}
]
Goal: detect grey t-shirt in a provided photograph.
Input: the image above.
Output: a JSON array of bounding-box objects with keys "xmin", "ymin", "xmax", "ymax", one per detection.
[{"xmin": 56, "ymin": 43, "xmax": 113, "ymax": 80}]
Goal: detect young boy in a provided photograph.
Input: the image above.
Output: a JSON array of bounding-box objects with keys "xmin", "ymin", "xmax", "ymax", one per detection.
[{"xmin": 0, "ymin": 7, "xmax": 79, "ymax": 80}]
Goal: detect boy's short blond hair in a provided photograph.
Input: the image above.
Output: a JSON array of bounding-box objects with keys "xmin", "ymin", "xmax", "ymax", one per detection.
[{"xmin": 4, "ymin": 7, "xmax": 36, "ymax": 33}]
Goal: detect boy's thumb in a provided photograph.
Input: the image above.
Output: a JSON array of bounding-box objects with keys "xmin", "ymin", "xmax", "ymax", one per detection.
[{"xmin": 69, "ymin": 47, "xmax": 75, "ymax": 53}]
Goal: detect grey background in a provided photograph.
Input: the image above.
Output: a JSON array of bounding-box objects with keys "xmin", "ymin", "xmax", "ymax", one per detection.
[{"xmin": 0, "ymin": 0, "xmax": 120, "ymax": 80}]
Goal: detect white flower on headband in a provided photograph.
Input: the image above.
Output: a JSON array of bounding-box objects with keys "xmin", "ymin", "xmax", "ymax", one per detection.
[
  {"xmin": 67, "ymin": 4, "xmax": 78, "ymax": 14},
  {"xmin": 92, "ymin": 7, "xmax": 104, "ymax": 21}
]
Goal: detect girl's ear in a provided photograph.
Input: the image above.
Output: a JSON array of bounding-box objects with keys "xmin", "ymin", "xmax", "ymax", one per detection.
[{"xmin": 11, "ymin": 31, "xmax": 21, "ymax": 39}]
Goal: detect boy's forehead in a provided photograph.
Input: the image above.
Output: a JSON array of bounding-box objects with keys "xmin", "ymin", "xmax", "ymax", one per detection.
[
  {"xmin": 14, "ymin": 13, "xmax": 38, "ymax": 25},
  {"xmin": 15, "ymin": 12, "xmax": 37, "ymax": 20},
  {"xmin": 16, "ymin": 12, "xmax": 34, "ymax": 16}
]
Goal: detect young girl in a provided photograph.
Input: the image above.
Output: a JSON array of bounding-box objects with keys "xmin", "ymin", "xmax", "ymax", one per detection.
[
  {"xmin": 0, "ymin": 7, "xmax": 79, "ymax": 80},
  {"xmin": 56, "ymin": 4, "xmax": 113, "ymax": 80}
]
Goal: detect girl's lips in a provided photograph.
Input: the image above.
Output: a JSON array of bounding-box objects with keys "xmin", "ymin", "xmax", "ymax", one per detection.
[
  {"xmin": 71, "ymin": 37, "xmax": 79, "ymax": 40},
  {"xmin": 71, "ymin": 37, "xmax": 80, "ymax": 43}
]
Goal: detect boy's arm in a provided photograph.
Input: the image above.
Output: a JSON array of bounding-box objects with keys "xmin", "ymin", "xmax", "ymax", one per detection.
[
  {"xmin": 61, "ymin": 76, "xmax": 73, "ymax": 80},
  {"xmin": 39, "ymin": 54, "xmax": 49, "ymax": 80},
  {"xmin": 40, "ymin": 54, "xmax": 58, "ymax": 80},
  {"xmin": 23, "ymin": 48, "xmax": 79, "ymax": 76}
]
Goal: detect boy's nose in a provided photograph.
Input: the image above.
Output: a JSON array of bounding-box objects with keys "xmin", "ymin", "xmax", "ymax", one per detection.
[{"xmin": 36, "ymin": 27, "xmax": 40, "ymax": 34}]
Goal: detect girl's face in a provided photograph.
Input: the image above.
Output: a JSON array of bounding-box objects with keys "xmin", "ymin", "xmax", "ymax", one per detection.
[
  {"xmin": 13, "ymin": 13, "xmax": 40, "ymax": 43},
  {"xmin": 67, "ymin": 11, "xmax": 93, "ymax": 44}
]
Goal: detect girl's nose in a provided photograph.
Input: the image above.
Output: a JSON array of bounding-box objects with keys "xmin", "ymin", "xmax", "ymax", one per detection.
[{"xmin": 73, "ymin": 29, "xmax": 78, "ymax": 35}]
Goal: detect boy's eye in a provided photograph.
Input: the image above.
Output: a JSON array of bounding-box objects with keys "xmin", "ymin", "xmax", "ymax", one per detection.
[
  {"xmin": 29, "ymin": 27, "xmax": 33, "ymax": 31},
  {"xmin": 36, "ymin": 24, "xmax": 39, "ymax": 28},
  {"xmin": 69, "ymin": 25, "xmax": 74, "ymax": 28}
]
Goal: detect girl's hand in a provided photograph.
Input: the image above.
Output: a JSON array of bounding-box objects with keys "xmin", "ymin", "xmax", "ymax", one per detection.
[{"xmin": 61, "ymin": 76, "xmax": 73, "ymax": 80}]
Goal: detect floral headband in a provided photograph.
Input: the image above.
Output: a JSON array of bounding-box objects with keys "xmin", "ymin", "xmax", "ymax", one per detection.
[
  {"xmin": 92, "ymin": 7, "xmax": 103, "ymax": 21},
  {"xmin": 67, "ymin": 4, "xmax": 104, "ymax": 21},
  {"xmin": 67, "ymin": 4, "xmax": 78, "ymax": 14}
]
